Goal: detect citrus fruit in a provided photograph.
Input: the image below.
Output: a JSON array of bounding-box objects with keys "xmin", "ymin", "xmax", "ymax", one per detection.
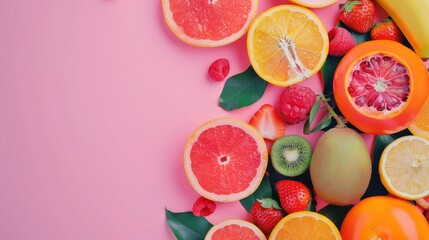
[
  {"xmin": 205, "ymin": 219, "xmax": 267, "ymax": 240},
  {"xmin": 379, "ymin": 135, "xmax": 429, "ymax": 200},
  {"xmin": 341, "ymin": 196, "xmax": 429, "ymax": 240},
  {"xmin": 247, "ymin": 5, "xmax": 329, "ymax": 87},
  {"xmin": 333, "ymin": 40, "xmax": 429, "ymax": 135},
  {"xmin": 269, "ymin": 211, "xmax": 341, "ymax": 240},
  {"xmin": 184, "ymin": 118, "xmax": 268, "ymax": 202},
  {"xmin": 409, "ymin": 96, "xmax": 429, "ymax": 139},
  {"xmin": 162, "ymin": 0, "xmax": 258, "ymax": 47},
  {"xmin": 289, "ymin": 0, "xmax": 338, "ymax": 8},
  {"xmin": 416, "ymin": 195, "xmax": 429, "ymax": 209}
]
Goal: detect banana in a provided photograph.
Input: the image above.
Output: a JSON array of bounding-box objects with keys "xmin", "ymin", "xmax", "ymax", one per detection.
[{"xmin": 375, "ymin": 0, "xmax": 429, "ymax": 59}]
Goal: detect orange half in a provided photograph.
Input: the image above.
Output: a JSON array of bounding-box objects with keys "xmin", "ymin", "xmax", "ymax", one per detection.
[
  {"xmin": 247, "ymin": 5, "xmax": 329, "ymax": 87},
  {"xmin": 269, "ymin": 211, "xmax": 341, "ymax": 240}
]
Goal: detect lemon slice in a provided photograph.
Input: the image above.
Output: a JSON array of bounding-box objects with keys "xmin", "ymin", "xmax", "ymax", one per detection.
[{"xmin": 379, "ymin": 135, "xmax": 429, "ymax": 200}]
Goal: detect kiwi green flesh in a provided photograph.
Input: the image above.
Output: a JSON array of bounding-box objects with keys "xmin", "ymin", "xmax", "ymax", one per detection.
[{"xmin": 271, "ymin": 135, "xmax": 312, "ymax": 177}]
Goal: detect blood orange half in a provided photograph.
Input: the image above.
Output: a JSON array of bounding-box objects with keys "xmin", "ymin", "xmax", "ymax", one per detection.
[
  {"xmin": 184, "ymin": 118, "xmax": 268, "ymax": 202},
  {"xmin": 333, "ymin": 40, "xmax": 429, "ymax": 135},
  {"xmin": 205, "ymin": 219, "xmax": 267, "ymax": 240},
  {"xmin": 162, "ymin": 0, "xmax": 258, "ymax": 47}
]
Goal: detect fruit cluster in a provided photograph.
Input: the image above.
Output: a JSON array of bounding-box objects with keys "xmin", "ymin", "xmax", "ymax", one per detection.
[{"xmin": 164, "ymin": 0, "xmax": 429, "ymax": 239}]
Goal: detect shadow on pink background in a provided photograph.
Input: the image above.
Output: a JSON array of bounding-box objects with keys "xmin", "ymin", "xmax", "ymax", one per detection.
[{"xmin": 0, "ymin": 0, "xmax": 427, "ymax": 239}]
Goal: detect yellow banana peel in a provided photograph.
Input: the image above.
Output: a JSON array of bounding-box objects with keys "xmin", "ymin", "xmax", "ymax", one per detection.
[{"xmin": 375, "ymin": 0, "xmax": 429, "ymax": 59}]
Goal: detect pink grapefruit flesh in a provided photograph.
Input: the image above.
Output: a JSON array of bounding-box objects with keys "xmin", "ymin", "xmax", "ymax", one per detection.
[
  {"xmin": 184, "ymin": 118, "xmax": 268, "ymax": 202},
  {"xmin": 205, "ymin": 219, "xmax": 267, "ymax": 240},
  {"xmin": 162, "ymin": 0, "xmax": 258, "ymax": 47}
]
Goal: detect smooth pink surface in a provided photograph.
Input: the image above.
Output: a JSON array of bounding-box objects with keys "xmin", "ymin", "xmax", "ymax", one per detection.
[{"xmin": 0, "ymin": 1, "xmax": 427, "ymax": 239}]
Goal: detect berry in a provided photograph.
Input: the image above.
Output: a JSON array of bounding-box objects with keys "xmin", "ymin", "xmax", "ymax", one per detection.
[
  {"xmin": 192, "ymin": 196, "xmax": 216, "ymax": 217},
  {"xmin": 339, "ymin": 0, "xmax": 376, "ymax": 33},
  {"xmin": 328, "ymin": 27, "xmax": 356, "ymax": 57},
  {"xmin": 370, "ymin": 17, "xmax": 404, "ymax": 42},
  {"xmin": 208, "ymin": 58, "xmax": 230, "ymax": 81},
  {"xmin": 278, "ymin": 85, "xmax": 316, "ymax": 125},
  {"xmin": 276, "ymin": 180, "xmax": 311, "ymax": 214},
  {"xmin": 249, "ymin": 104, "xmax": 285, "ymax": 141},
  {"xmin": 250, "ymin": 198, "xmax": 284, "ymax": 236}
]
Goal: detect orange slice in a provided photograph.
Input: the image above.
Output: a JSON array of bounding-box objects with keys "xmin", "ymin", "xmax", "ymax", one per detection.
[
  {"xmin": 379, "ymin": 135, "xmax": 429, "ymax": 200},
  {"xmin": 247, "ymin": 4, "xmax": 329, "ymax": 87},
  {"xmin": 184, "ymin": 118, "xmax": 268, "ymax": 202},
  {"xmin": 162, "ymin": 0, "xmax": 258, "ymax": 47},
  {"xmin": 269, "ymin": 211, "xmax": 341, "ymax": 240},
  {"xmin": 409, "ymin": 97, "xmax": 429, "ymax": 139},
  {"xmin": 290, "ymin": 0, "xmax": 338, "ymax": 8}
]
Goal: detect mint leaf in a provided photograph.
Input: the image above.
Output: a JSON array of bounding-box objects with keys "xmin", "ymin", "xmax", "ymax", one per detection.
[
  {"xmin": 240, "ymin": 175, "xmax": 272, "ymax": 212},
  {"xmin": 219, "ymin": 66, "xmax": 268, "ymax": 111},
  {"xmin": 165, "ymin": 209, "xmax": 213, "ymax": 240}
]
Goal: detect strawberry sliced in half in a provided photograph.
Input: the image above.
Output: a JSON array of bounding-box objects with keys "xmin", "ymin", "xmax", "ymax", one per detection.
[{"xmin": 249, "ymin": 104, "xmax": 285, "ymax": 141}]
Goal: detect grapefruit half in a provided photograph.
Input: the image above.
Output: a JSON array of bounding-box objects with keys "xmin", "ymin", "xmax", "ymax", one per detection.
[
  {"xmin": 184, "ymin": 118, "xmax": 268, "ymax": 202},
  {"xmin": 205, "ymin": 219, "xmax": 267, "ymax": 240},
  {"xmin": 162, "ymin": 0, "xmax": 258, "ymax": 47}
]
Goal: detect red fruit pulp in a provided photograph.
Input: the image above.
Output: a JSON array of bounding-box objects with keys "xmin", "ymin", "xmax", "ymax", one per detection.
[{"xmin": 347, "ymin": 54, "xmax": 410, "ymax": 113}]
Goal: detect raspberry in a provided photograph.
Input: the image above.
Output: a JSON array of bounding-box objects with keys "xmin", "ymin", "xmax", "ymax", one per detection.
[
  {"xmin": 328, "ymin": 27, "xmax": 356, "ymax": 57},
  {"xmin": 208, "ymin": 58, "xmax": 230, "ymax": 81},
  {"xmin": 278, "ymin": 85, "xmax": 316, "ymax": 125},
  {"xmin": 192, "ymin": 196, "xmax": 216, "ymax": 217}
]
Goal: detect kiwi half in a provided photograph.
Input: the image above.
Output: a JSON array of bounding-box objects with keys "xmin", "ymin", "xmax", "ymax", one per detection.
[{"xmin": 271, "ymin": 135, "xmax": 312, "ymax": 177}]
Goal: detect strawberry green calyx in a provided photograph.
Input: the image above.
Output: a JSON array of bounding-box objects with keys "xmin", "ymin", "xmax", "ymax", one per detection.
[
  {"xmin": 258, "ymin": 198, "xmax": 282, "ymax": 210},
  {"xmin": 340, "ymin": 0, "xmax": 362, "ymax": 12}
]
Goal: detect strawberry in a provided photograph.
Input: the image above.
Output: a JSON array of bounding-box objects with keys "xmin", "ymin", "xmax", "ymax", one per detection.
[
  {"xmin": 249, "ymin": 104, "xmax": 285, "ymax": 141},
  {"xmin": 250, "ymin": 198, "xmax": 285, "ymax": 236},
  {"xmin": 276, "ymin": 180, "xmax": 311, "ymax": 214},
  {"xmin": 370, "ymin": 17, "xmax": 404, "ymax": 42},
  {"xmin": 339, "ymin": 0, "xmax": 376, "ymax": 33}
]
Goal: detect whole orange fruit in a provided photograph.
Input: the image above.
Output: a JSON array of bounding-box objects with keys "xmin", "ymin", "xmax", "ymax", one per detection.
[
  {"xmin": 333, "ymin": 40, "xmax": 429, "ymax": 135},
  {"xmin": 340, "ymin": 196, "xmax": 429, "ymax": 239}
]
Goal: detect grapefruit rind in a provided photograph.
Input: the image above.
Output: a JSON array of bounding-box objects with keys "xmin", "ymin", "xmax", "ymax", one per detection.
[
  {"xmin": 184, "ymin": 118, "xmax": 268, "ymax": 202},
  {"xmin": 379, "ymin": 136, "xmax": 429, "ymax": 200},
  {"xmin": 247, "ymin": 4, "xmax": 329, "ymax": 87},
  {"xmin": 269, "ymin": 211, "xmax": 341, "ymax": 240},
  {"xmin": 290, "ymin": 0, "xmax": 338, "ymax": 8},
  {"xmin": 333, "ymin": 40, "xmax": 429, "ymax": 135},
  {"xmin": 162, "ymin": 0, "xmax": 259, "ymax": 47},
  {"xmin": 205, "ymin": 219, "xmax": 267, "ymax": 240}
]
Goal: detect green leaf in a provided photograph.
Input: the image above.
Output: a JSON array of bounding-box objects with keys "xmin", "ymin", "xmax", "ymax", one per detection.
[
  {"xmin": 240, "ymin": 175, "xmax": 272, "ymax": 212},
  {"xmin": 165, "ymin": 209, "xmax": 213, "ymax": 240},
  {"xmin": 219, "ymin": 66, "xmax": 268, "ymax": 111},
  {"xmin": 318, "ymin": 204, "xmax": 353, "ymax": 230},
  {"xmin": 321, "ymin": 56, "xmax": 342, "ymax": 96},
  {"xmin": 361, "ymin": 135, "xmax": 392, "ymax": 198}
]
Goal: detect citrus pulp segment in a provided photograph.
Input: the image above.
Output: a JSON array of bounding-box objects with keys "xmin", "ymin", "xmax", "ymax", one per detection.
[
  {"xmin": 379, "ymin": 135, "xmax": 429, "ymax": 200},
  {"xmin": 333, "ymin": 40, "xmax": 429, "ymax": 135},
  {"xmin": 205, "ymin": 219, "xmax": 267, "ymax": 240},
  {"xmin": 409, "ymin": 97, "xmax": 429, "ymax": 140},
  {"xmin": 184, "ymin": 118, "xmax": 268, "ymax": 202},
  {"xmin": 162, "ymin": 0, "xmax": 258, "ymax": 47},
  {"xmin": 290, "ymin": 0, "xmax": 338, "ymax": 8},
  {"xmin": 269, "ymin": 211, "xmax": 341, "ymax": 240},
  {"xmin": 247, "ymin": 4, "xmax": 329, "ymax": 87}
]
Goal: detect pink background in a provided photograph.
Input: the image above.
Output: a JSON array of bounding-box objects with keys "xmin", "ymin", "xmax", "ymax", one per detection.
[{"xmin": 0, "ymin": 0, "xmax": 426, "ymax": 239}]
